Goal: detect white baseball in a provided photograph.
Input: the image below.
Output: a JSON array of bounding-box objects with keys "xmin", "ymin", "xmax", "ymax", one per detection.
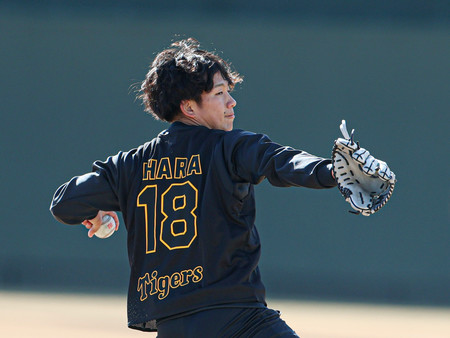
[{"xmin": 94, "ymin": 215, "xmax": 116, "ymax": 239}]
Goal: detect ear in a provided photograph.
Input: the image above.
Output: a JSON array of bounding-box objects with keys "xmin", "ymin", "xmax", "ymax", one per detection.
[{"xmin": 180, "ymin": 100, "xmax": 195, "ymax": 117}]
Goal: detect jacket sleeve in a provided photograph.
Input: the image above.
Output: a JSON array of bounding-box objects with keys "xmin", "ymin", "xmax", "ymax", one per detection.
[
  {"xmin": 50, "ymin": 151, "xmax": 134, "ymax": 225},
  {"xmin": 224, "ymin": 130, "xmax": 336, "ymax": 189}
]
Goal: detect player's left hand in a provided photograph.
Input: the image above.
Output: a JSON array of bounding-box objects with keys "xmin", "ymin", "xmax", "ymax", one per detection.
[
  {"xmin": 332, "ymin": 120, "xmax": 396, "ymax": 216},
  {"xmin": 82, "ymin": 210, "xmax": 120, "ymax": 238}
]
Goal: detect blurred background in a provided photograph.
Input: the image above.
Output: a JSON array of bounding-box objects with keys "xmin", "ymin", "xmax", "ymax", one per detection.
[{"xmin": 1, "ymin": 0, "xmax": 449, "ymax": 309}]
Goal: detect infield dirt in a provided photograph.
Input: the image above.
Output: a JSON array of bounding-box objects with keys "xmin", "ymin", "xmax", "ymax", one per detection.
[{"xmin": 0, "ymin": 292, "xmax": 449, "ymax": 338}]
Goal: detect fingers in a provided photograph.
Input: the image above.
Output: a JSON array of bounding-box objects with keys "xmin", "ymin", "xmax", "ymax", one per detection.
[
  {"xmin": 378, "ymin": 160, "xmax": 395, "ymax": 183},
  {"xmin": 352, "ymin": 148, "xmax": 370, "ymax": 165},
  {"xmin": 377, "ymin": 160, "xmax": 391, "ymax": 181},
  {"xmin": 87, "ymin": 219, "xmax": 103, "ymax": 238},
  {"xmin": 353, "ymin": 147, "xmax": 394, "ymax": 180},
  {"xmin": 83, "ymin": 211, "xmax": 104, "ymax": 237},
  {"xmin": 88, "ymin": 225, "xmax": 101, "ymax": 238},
  {"xmin": 83, "ymin": 210, "xmax": 120, "ymax": 237},
  {"xmin": 352, "ymin": 148, "xmax": 379, "ymax": 176},
  {"xmin": 362, "ymin": 155, "xmax": 379, "ymax": 176},
  {"xmin": 82, "ymin": 220, "xmax": 92, "ymax": 229}
]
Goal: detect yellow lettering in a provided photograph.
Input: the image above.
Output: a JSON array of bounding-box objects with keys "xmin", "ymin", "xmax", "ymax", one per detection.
[
  {"xmin": 192, "ymin": 266, "xmax": 203, "ymax": 283},
  {"xmin": 138, "ymin": 266, "xmax": 204, "ymax": 302},
  {"xmin": 157, "ymin": 275, "xmax": 171, "ymax": 300},
  {"xmin": 157, "ymin": 157, "xmax": 172, "ymax": 180},
  {"xmin": 137, "ymin": 273, "xmax": 150, "ymax": 301},
  {"xmin": 170, "ymin": 272, "xmax": 182, "ymax": 288},
  {"xmin": 143, "ymin": 159, "xmax": 157, "ymax": 180},
  {"xmin": 187, "ymin": 154, "xmax": 202, "ymax": 176},
  {"xmin": 143, "ymin": 155, "xmax": 202, "ymax": 181},
  {"xmin": 180, "ymin": 270, "xmax": 193, "ymax": 286},
  {"xmin": 174, "ymin": 158, "xmax": 188, "ymax": 179},
  {"xmin": 149, "ymin": 270, "xmax": 158, "ymax": 295}
]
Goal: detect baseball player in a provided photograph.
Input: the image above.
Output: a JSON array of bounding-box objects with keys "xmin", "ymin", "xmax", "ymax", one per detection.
[{"xmin": 50, "ymin": 38, "xmax": 338, "ymax": 337}]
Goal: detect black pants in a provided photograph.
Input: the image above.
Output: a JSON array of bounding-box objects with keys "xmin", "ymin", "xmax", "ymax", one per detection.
[{"xmin": 156, "ymin": 306, "xmax": 299, "ymax": 338}]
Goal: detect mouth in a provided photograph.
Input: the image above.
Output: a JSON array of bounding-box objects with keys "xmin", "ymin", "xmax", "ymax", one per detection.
[{"xmin": 224, "ymin": 112, "xmax": 235, "ymax": 119}]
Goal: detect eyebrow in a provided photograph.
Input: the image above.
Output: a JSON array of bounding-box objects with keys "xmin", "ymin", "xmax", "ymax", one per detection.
[{"xmin": 213, "ymin": 81, "xmax": 228, "ymax": 89}]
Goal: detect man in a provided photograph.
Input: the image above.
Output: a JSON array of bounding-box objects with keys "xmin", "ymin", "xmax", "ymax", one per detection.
[{"xmin": 50, "ymin": 38, "xmax": 337, "ymax": 337}]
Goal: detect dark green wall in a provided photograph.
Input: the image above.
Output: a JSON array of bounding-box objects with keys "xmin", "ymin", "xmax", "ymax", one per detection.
[{"xmin": 1, "ymin": 5, "xmax": 448, "ymax": 305}]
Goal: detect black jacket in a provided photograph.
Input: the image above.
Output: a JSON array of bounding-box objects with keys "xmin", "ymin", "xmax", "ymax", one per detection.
[{"xmin": 50, "ymin": 122, "xmax": 336, "ymax": 331}]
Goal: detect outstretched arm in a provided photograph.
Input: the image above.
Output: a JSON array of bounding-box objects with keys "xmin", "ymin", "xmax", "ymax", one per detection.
[{"xmin": 225, "ymin": 130, "xmax": 337, "ymax": 189}]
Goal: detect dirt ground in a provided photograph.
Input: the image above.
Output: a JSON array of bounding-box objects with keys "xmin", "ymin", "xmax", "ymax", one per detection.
[{"xmin": 1, "ymin": 291, "xmax": 449, "ymax": 338}]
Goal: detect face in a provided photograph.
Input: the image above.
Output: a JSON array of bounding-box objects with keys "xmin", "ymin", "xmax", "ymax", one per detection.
[{"xmin": 189, "ymin": 72, "xmax": 237, "ymax": 131}]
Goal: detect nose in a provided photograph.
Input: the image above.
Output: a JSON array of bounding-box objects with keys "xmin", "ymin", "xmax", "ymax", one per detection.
[{"xmin": 227, "ymin": 93, "xmax": 237, "ymax": 109}]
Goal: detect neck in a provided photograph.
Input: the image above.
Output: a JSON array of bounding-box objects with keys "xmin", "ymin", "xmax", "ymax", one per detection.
[{"xmin": 173, "ymin": 115, "xmax": 202, "ymax": 127}]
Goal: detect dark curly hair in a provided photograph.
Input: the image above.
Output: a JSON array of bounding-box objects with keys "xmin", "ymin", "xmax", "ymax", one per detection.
[{"xmin": 138, "ymin": 38, "xmax": 243, "ymax": 122}]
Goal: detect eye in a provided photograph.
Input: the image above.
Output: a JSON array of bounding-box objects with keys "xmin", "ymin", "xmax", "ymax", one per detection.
[{"xmin": 215, "ymin": 91, "xmax": 223, "ymax": 96}]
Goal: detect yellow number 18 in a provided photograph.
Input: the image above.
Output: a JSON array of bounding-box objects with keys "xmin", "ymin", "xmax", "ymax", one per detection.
[{"xmin": 137, "ymin": 181, "xmax": 198, "ymax": 254}]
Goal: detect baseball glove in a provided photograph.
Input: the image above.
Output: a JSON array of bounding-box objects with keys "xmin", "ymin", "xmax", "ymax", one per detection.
[{"xmin": 332, "ymin": 120, "xmax": 396, "ymax": 216}]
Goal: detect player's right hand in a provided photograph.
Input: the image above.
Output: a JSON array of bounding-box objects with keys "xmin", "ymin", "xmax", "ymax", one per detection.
[{"xmin": 82, "ymin": 210, "xmax": 120, "ymax": 238}]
